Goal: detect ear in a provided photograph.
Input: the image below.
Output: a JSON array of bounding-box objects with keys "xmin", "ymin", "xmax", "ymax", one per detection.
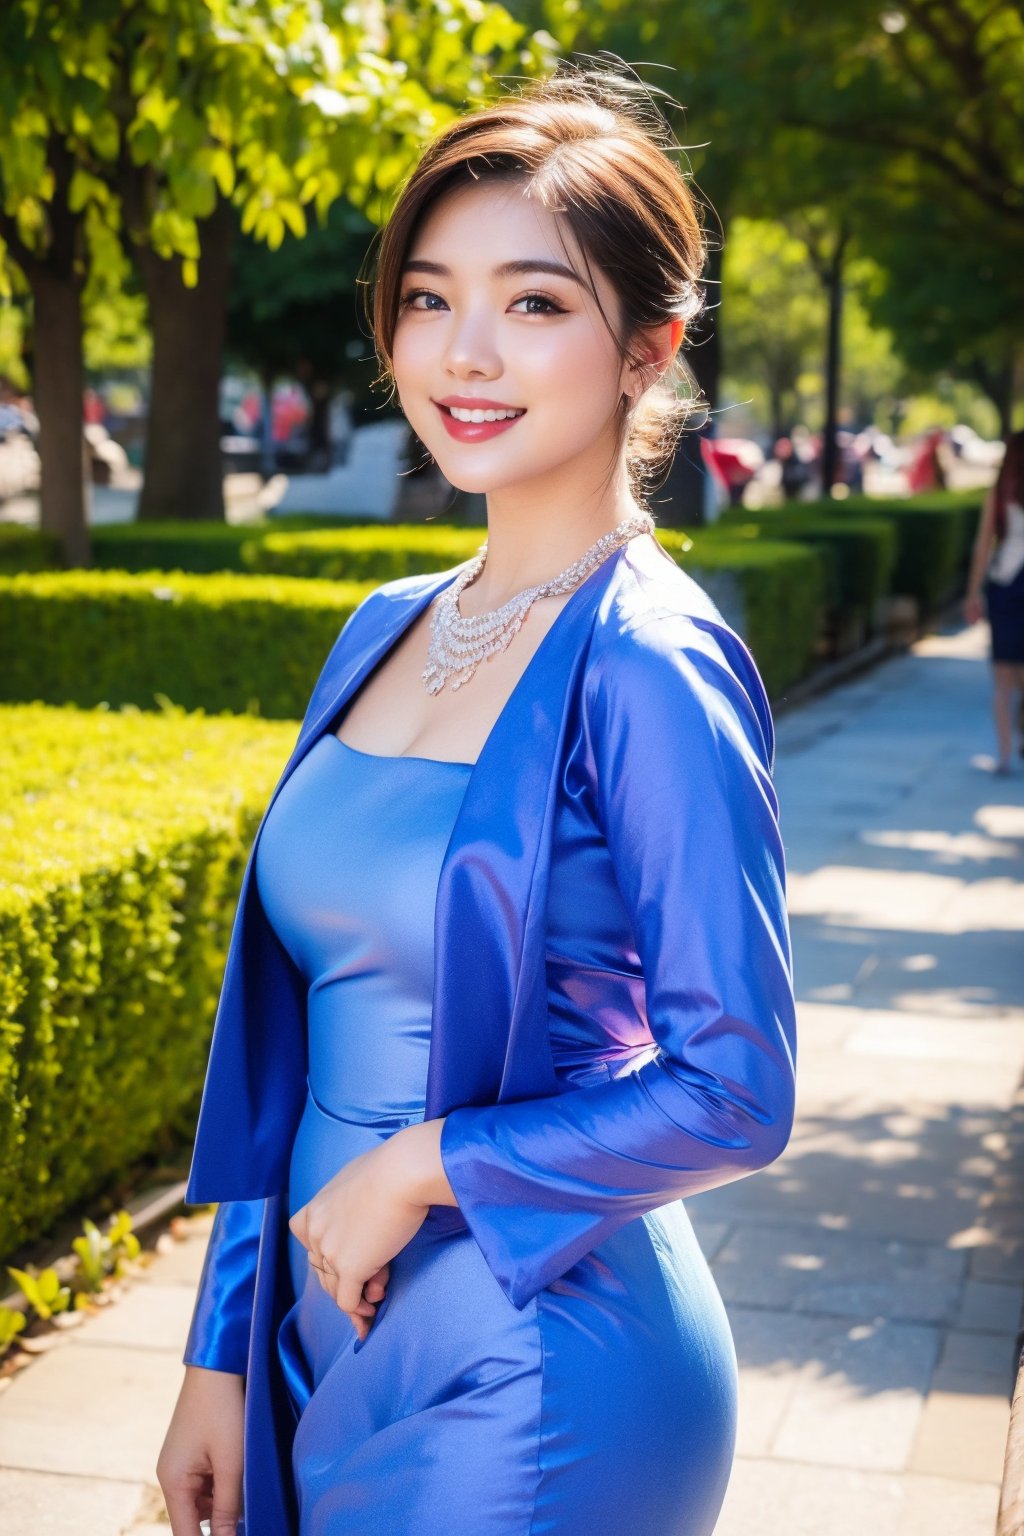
[{"xmin": 622, "ymin": 318, "xmax": 686, "ymax": 400}]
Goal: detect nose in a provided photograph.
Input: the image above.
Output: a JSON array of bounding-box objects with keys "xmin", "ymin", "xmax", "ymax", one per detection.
[{"xmin": 441, "ymin": 305, "xmax": 502, "ymax": 382}]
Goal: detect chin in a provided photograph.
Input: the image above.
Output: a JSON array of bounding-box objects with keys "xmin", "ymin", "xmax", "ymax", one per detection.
[{"xmin": 427, "ymin": 453, "xmax": 525, "ymax": 498}]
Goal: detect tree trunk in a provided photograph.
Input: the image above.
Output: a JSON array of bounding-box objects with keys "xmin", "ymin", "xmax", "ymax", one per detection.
[
  {"xmin": 2, "ymin": 137, "xmax": 91, "ymax": 567},
  {"xmin": 136, "ymin": 200, "xmax": 233, "ymax": 522},
  {"xmin": 29, "ymin": 266, "xmax": 91, "ymax": 566},
  {"xmin": 307, "ymin": 382, "xmax": 333, "ymax": 472},
  {"xmin": 965, "ymin": 350, "xmax": 1016, "ymax": 440},
  {"xmin": 821, "ymin": 223, "xmax": 849, "ymax": 494}
]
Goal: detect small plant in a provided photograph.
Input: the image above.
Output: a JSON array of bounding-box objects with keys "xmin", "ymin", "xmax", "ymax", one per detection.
[
  {"xmin": 106, "ymin": 1208, "xmax": 142, "ymax": 1269},
  {"xmin": 0, "ymin": 1304, "xmax": 26, "ymax": 1356},
  {"xmin": 71, "ymin": 1209, "xmax": 141, "ymax": 1294},
  {"xmin": 6, "ymin": 1265, "xmax": 71, "ymax": 1320},
  {"xmin": 2, "ymin": 1208, "xmax": 144, "ymax": 1360},
  {"xmin": 71, "ymin": 1220, "xmax": 107, "ymax": 1294}
]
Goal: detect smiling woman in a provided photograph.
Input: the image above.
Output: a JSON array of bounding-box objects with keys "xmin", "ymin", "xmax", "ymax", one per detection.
[{"xmin": 158, "ymin": 56, "xmax": 796, "ymax": 1536}]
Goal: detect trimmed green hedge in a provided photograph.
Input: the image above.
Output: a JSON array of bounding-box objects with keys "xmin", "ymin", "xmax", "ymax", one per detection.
[
  {"xmin": 243, "ymin": 524, "xmax": 483, "ymax": 580},
  {"xmin": 0, "ymin": 523, "xmax": 60, "ymax": 575},
  {"xmin": 0, "ymin": 703, "xmax": 296, "ymax": 1258},
  {"xmin": 1, "ymin": 532, "xmax": 824, "ymax": 713},
  {"xmin": 91, "ymin": 516, "xmax": 371, "ymax": 574},
  {"xmin": 797, "ymin": 494, "xmax": 981, "ymax": 613},
  {"xmin": 714, "ymin": 512, "xmax": 896, "ymax": 628},
  {"xmin": 0, "ymin": 569, "xmax": 374, "ymax": 718}
]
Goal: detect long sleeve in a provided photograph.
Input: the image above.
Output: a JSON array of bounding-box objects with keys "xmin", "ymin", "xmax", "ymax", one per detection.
[
  {"xmin": 438, "ymin": 612, "xmax": 797, "ymax": 1311},
  {"xmin": 182, "ymin": 1199, "xmax": 265, "ymax": 1374}
]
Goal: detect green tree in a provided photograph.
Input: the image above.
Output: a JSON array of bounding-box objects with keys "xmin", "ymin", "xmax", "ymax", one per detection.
[
  {"xmin": 721, "ymin": 216, "xmax": 905, "ymax": 437},
  {"xmin": 547, "ymin": 0, "xmax": 1023, "ymax": 497},
  {"xmin": 0, "ymin": 1, "xmax": 558, "ymax": 562},
  {"xmin": 225, "ymin": 199, "xmax": 377, "ymax": 472}
]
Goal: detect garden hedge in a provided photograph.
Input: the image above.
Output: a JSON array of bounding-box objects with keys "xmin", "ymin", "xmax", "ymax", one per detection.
[
  {"xmin": 0, "ymin": 569, "xmax": 373, "ymax": 718},
  {"xmin": 797, "ymin": 494, "xmax": 981, "ymax": 614},
  {"xmin": 713, "ymin": 512, "xmax": 896, "ymax": 631},
  {"xmin": 0, "ymin": 703, "xmax": 296, "ymax": 1258},
  {"xmin": 0, "ymin": 530, "xmax": 824, "ymax": 712},
  {"xmin": 0, "ymin": 522, "xmax": 59, "ymax": 575}
]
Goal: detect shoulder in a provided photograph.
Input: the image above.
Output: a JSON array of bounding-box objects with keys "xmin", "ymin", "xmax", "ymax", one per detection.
[{"xmin": 586, "ymin": 536, "xmax": 775, "ymax": 772}]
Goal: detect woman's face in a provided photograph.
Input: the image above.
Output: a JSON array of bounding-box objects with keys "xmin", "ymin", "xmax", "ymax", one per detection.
[{"xmin": 390, "ymin": 178, "xmax": 638, "ymax": 497}]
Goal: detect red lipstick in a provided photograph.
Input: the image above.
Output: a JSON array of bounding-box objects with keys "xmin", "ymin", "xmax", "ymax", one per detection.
[{"xmin": 433, "ymin": 396, "xmax": 526, "ymax": 444}]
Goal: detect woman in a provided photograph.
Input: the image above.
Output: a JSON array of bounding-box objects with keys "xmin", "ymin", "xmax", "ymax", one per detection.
[
  {"xmin": 158, "ymin": 62, "xmax": 797, "ymax": 1536},
  {"xmin": 965, "ymin": 429, "xmax": 1024, "ymax": 771}
]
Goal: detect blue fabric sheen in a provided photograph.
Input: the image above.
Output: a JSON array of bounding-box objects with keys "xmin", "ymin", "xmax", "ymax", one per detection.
[{"xmin": 179, "ymin": 536, "xmax": 797, "ymax": 1535}]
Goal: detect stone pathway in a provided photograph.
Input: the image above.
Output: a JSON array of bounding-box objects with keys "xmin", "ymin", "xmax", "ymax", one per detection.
[{"xmin": 0, "ymin": 618, "xmax": 1020, "ymax": 1533}]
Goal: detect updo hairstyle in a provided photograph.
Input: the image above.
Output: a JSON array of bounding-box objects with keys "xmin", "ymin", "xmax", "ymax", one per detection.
[{"xmin": 364, "ymin": 58, "xmax": 708, "ymax": 499}]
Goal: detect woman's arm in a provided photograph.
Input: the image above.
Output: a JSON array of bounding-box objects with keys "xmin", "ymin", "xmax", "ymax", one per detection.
[
  {"xmin": 436, "ymin": 615, "xmax": 797, "ymax": 1310},
  {"xmin": 181, "ymin": 1199, "xmax": 264, "ymax": 1375}
]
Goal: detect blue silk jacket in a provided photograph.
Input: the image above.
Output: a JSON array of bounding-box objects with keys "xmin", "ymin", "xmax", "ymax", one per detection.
[{"xmin": 182, "ymin": 535, "xmax": 797, "ymax": 1528}]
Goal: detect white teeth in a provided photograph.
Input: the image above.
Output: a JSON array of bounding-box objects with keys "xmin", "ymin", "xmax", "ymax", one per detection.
[{"xmin": 447, "ymin": 405, "xmax": 524, "ymax": 423}]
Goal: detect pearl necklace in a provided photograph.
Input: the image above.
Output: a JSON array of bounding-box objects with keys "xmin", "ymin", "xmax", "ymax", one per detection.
[{"xmin": 421, "ymin": 511, "xmax": 656, "ymax": 695}]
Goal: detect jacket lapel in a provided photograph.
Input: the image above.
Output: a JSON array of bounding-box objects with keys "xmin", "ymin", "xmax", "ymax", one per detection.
[
  {"xmin": 427, "ymin": 550, "xmax": 623, "ymax": 1119},
  {"xmin": 186, "ymin": 548, "xmax": 625, "ymax": 1205}
]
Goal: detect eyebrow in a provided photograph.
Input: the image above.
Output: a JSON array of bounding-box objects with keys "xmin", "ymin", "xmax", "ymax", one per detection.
[{"xmin": 401, "ymin": 257, "xmax": 587, "ymax": 288}]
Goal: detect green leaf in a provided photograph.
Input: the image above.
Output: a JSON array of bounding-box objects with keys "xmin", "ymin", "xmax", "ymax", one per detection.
[{"xmin": 279, "ymin": 200, "xmax": 307, "ymax": 239}]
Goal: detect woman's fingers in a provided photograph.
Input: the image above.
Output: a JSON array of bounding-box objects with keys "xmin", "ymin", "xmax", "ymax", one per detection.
[
  {"xmin": 363, "ymin": 1263, "xmax": 390, "ymax": 1301},
  {"xmin": 312, "ymin": 1259, "xmax": 392, "ymax": 1339},
  {"xmin": 208, "ymin": 1458, "xmax": 243, "ymax": 1536},
  {"xmin": 162, "ymin": 1471, "xmax": 213, "ymax": 1536}
]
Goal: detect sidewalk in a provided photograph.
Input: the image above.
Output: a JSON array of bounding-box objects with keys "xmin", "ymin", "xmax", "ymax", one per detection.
[{"xmin": 0, "ymin": 619, "xmax": 1021, "ymax": 1533}]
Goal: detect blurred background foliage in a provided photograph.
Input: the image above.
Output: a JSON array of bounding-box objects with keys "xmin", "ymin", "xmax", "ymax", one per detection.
[{"xmin": 0, "ymin": 0, "xmax": 1020, "ymax": 557}]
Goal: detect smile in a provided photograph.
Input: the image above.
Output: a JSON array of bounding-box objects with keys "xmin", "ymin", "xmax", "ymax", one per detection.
[
  {"xmin": 434, "ymin": 402, "xmax": 526, "ymax": 443},
  {"xmin": 443, "ymin": 405, "xmax": 525, "ymax": 423}
]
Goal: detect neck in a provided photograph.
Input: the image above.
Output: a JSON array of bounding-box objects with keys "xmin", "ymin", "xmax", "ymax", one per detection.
[{"xmin": 465, "ymin": 459, "xmax": 647, "ymax": 610}]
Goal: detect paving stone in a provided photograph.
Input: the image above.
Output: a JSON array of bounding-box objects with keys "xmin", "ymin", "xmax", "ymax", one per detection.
[
  {"xmin": 935, "ymin": 1326, "xmax": 1019, "ymax": 1395},
  {"xmin": 728, "ymin": 1308, "xmax": 840, "ymax": 1458},
  {"xmin": 908, "ymin": 1387, "xmax": 1009, "ymax": 1483},
  {"xmin": 0, "ymin": 1468, "xmax": 147, "ymax": 1535},
  {"xmin": 841, "ymin": 1010, "xmax": 1024, "ymax": 1069},
  {"xmin": 766, "ymin": 1315, "xmax": 940, "ymax": 1470},
  {"xmin": 0, "ymin": 1341, "xmax": 183, "ymax": 1482},
  {"xmin": 74, "ymin": 1282, "xmax": 195, "ymax": 1352},
  {"xmin": 712, "ymin": 1221, "xmax": 965, "ymax": 1324},
  {"xmin": 969, "ymin": 1239, "xmax": 1024, "ymax": 1284},
  {"xmin": 715, "ymin": 1456, "xmax": 999, "ymax": 1536},
  {"xmin": 137, "ymin": 1230, "xmax": 212, "ymax": 1287},
  {"xmin": 955, "ymin": 1278, "xmax": 1024, "ymax": 1334}
]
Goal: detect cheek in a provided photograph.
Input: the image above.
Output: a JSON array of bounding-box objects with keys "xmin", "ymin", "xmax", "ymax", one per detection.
[
  {"xmin": 525, "ymin": 326, "xmax": 624, "ymax": 411},
  {"xmin": 391, "ymin": 323, "xmax": 431, "ymax": 388}
]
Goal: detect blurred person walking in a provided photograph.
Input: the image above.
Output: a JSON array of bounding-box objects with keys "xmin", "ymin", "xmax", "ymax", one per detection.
[{"xmin": 965, "ymin": 429, "xmax": 1024, "ymax": 772}]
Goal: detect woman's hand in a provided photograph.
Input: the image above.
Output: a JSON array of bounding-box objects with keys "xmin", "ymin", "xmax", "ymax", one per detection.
[
  {"xmin": 288, "ymin": 1116, "xmax": 454, "ymax": 1342},
  {"xmin": 157, "ymin": 1365, "xmax": 244, "ymax": 1536},
  {"xmin": 964, "ymin": 591, "xmax": 984, "ymax": 626}
]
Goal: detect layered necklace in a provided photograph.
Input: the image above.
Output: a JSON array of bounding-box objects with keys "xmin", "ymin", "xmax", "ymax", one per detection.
[{"xmin": 421, "ymin": 511, "xmax": 655, "ymax": 695}]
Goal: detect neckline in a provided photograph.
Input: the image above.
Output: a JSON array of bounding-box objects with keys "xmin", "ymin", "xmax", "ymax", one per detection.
[
  {"xmin": 327, "ymin": 733, "xmax": 475, "ymax": 770},
  {"xmin": 323, "ymin": 537, "xmax": 641, "ymax": 775}
]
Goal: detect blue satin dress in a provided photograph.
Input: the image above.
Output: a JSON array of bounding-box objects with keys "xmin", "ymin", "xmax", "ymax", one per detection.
[{"xmin": 185, "ymin": 724, "xmax": 739, "ymax": 1535}]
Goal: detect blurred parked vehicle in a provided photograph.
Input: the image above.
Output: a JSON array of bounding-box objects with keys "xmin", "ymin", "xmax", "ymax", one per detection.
[{"xmin": 702, "ymin": 436, "xmax": 766, "ymax": 508}]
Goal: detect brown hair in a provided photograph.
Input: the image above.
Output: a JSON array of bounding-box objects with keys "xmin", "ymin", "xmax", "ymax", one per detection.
[
  {"xmin": 994, "ymin": 430, "xmax": 1024, "ymax": 542},
  {"xmin": 362, "ymin": 58, "xmax": 708, "ymax": 501}
]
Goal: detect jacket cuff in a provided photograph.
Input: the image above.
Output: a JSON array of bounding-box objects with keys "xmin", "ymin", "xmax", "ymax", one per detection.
[{"xmin": 181, "ymin": 1200, "xmax": 263, "ymax": 1374}]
